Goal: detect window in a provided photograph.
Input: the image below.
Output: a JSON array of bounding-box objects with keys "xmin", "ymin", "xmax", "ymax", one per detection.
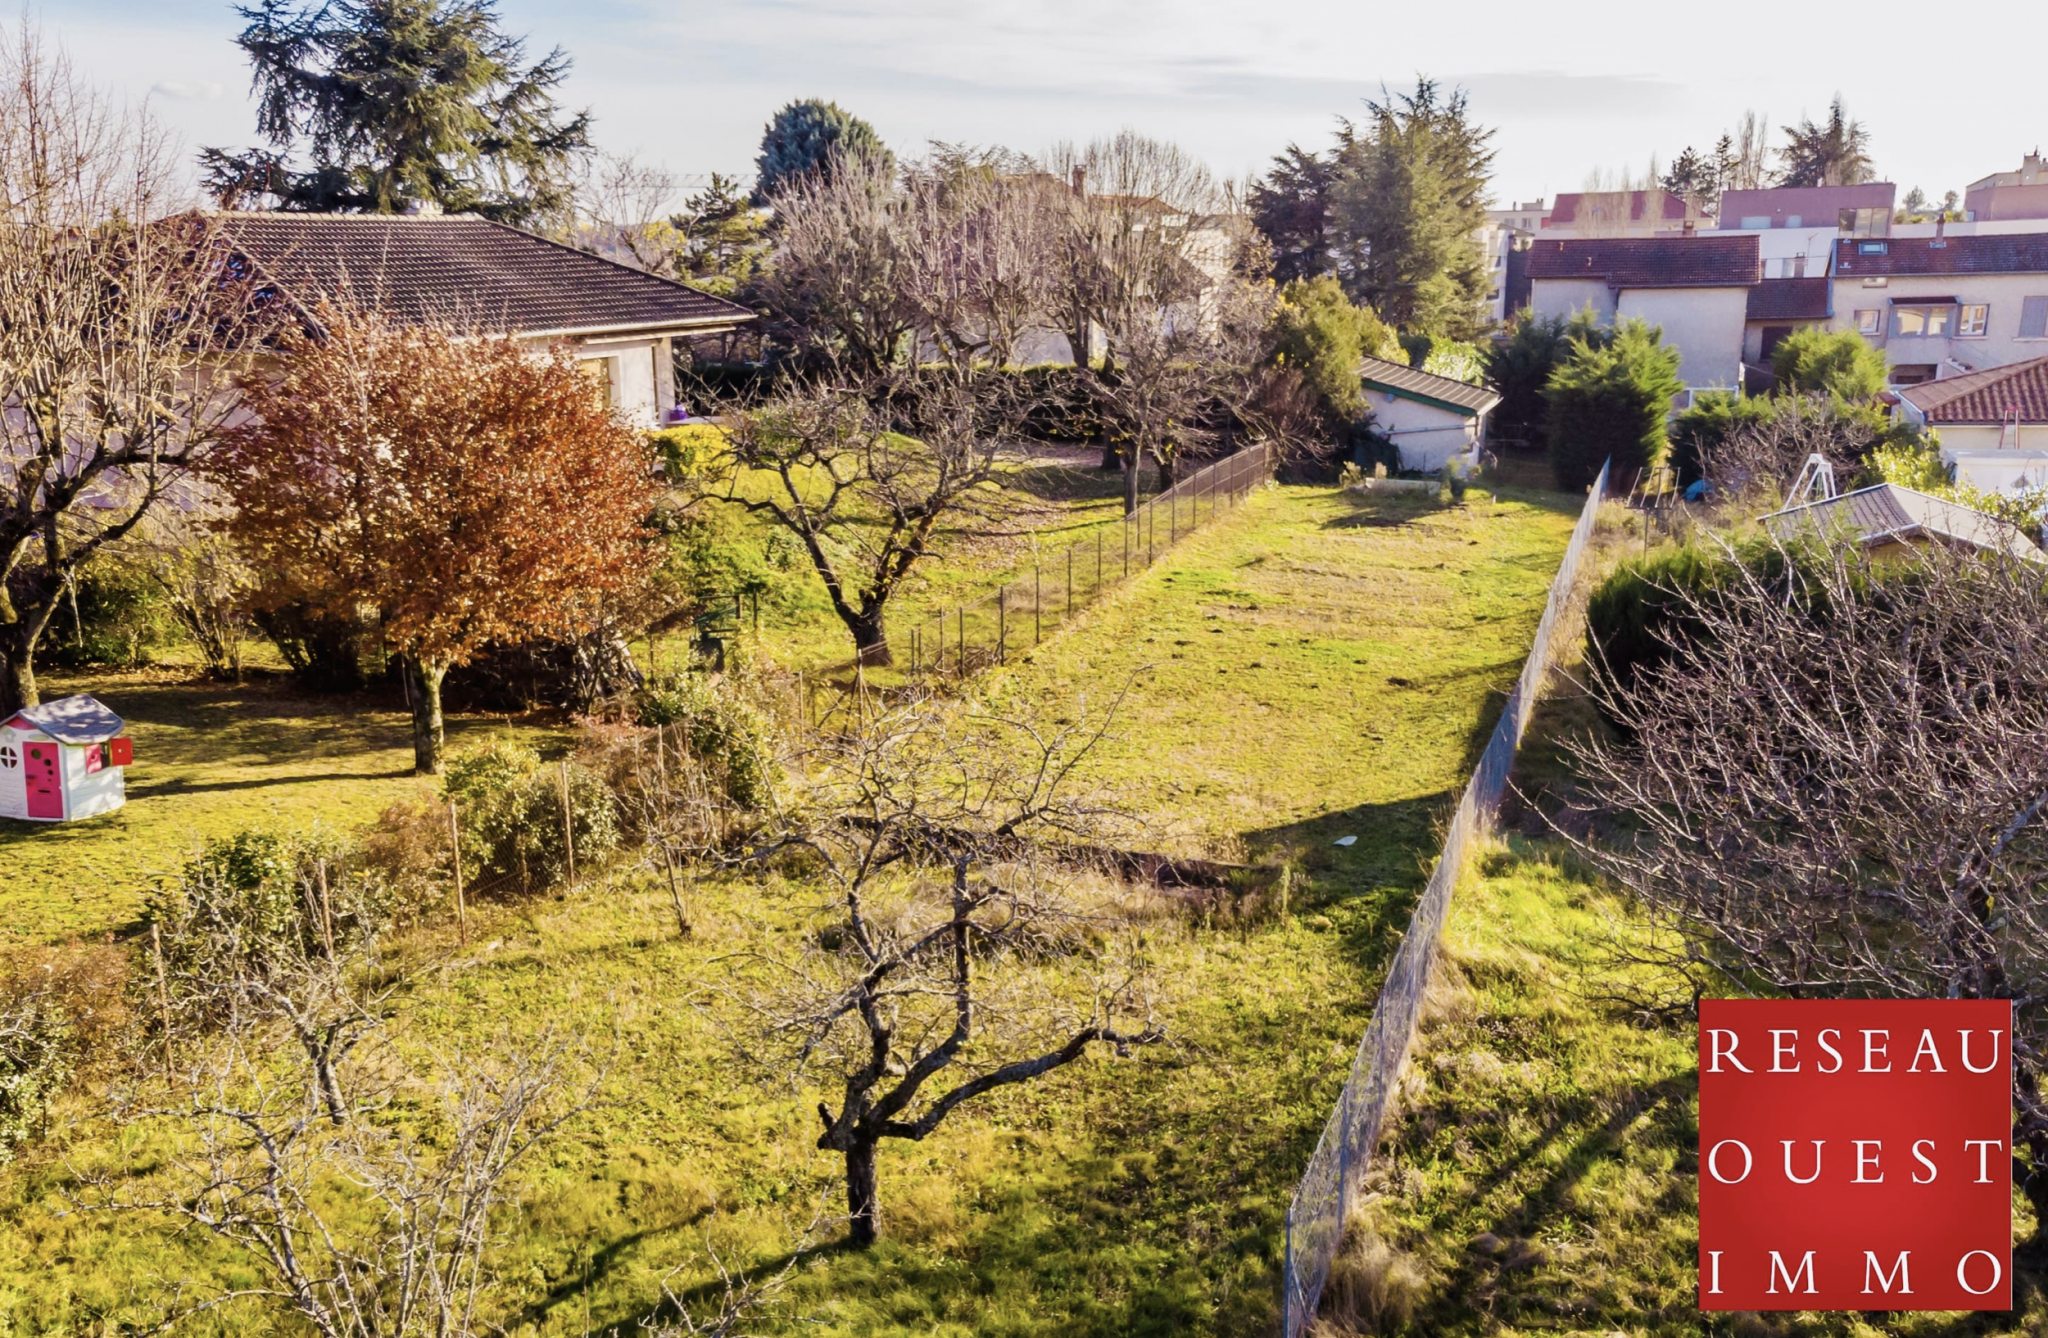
[
  {"xmin": 2022, "ymin": 296, "xmax": 2048, "ymax": 340},
  {"xmin": 1740, "ymin": 215, "xmax": 1773, "ymax": 229},
  {"xmin": 1859, "ymin": 241, "xmax": 1890, "ymax": 255},
  {"xmin": 1785, "ymin": 255, "xmax": 1807, "ymax": 279},
  {"xmin": 1959, "ymin": 304, "xmax": 1990, "ymax": 337},
  {"xmin": 1856, "ymin": 309, "xmax": 1883, "ymax": 336},
  {"xmin": 1891, "ymin": 305, "xmax": 1954, "ymax": 338}
]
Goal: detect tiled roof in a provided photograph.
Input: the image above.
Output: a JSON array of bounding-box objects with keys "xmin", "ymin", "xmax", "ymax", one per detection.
[
  {"xmin": 1762, "ymin": 483, "xmax": 2044, "ymax": 562},
  {"xmin": 1357, "ymin": 355, "xmax": 1501, "ymax": 416},
  {"xmin": 1746, "ymin": 278, "xmax": 1833, "ymax": 322},
  {"xmin": 1714, "ymin": 184, "xmax": 1895, "ymax": 228},
  {"xmin": 1832, "ymin": 233, "xmax": 2048, "ymax": 278},
  {"xmin": 1524, "ymin": 235, "xmax": 1761, "ymax": 288},
  {"xmin": 1898, "ymin": 355, "xmax": 2048, "ymax": 424},
  {"xmin": 208, "ymin": 212, "xmax": 755, "ymax": 337}
]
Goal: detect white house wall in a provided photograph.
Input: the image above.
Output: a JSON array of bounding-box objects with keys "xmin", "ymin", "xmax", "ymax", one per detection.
[
  {"xmin": 1529, "ymin": 278, "xmax": 1616, "ymax": 325},
  {"xmin": 1615, "ymin": 286, "xmax": 1749, "ymax": 391},
  {"xmin": 1365, "ymin": 389, "xmax": 1480, "ymax": 472},
  {"xmin": 62, "ymin": 743, "xmax": 124, "ymax": 821},
  {"xmin": 1830, "ymin": 272, "xmax": 2048, "ymax": 376}
]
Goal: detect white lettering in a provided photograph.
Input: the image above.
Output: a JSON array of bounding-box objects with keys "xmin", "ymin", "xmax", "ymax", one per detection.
[
  {"xmin": 1862, "ymin": 1029, "xmax": 1891, "ymax": 1072},
  {"xmin": 1706, "ymin": 1250, "xmax": 1722, "ymax": 1295},
  {"xmin": 1912, "ymin": 1139, "xmax": 1938, "ymax": 1184},
  {"xmin": 1771, "ymin": 1029, "xmax": 1800, "ymax": 1072},
  {"xmin": 1708, "ymin": 1139, "xmax": 1753, "ymax": 1184},
  {"xmin": 1708, "ymin": 1029, "xmax": 1751, "ymax": 1073},
  {"xmin": 1853, "ymin": 1140, "xmax": 1883, "ymax": 1183},
  {"xmin": 1961, "ymin": 1029, "xmax": 2005, "ymax": 1074},
  {"xmin": 1769, "ymin": 1250, "xmax": 1818, "ymax": 1296},
  {"xmin": 1966, "ymin": 1139, "xmax": 2004, "ymax": 1184},
  {"xmin": 1909, "ymin": 1029, "xmax": 1946, "ymax": 1073},
  {"xmin": 1782, "ymin": 1139, "xmax": 1824, "ymax": 1185},
  {"xmin": 1957, "ymin": 1250, "xmax": 2003, "ymax": 1297},
  {"xmin": 1863, "ymin": 1250, "xmax": 1912, "ymax": 1295},
  {"xmin": 1816, "ymin": 1028, "xmax": 1843, "ymax": 1073}
]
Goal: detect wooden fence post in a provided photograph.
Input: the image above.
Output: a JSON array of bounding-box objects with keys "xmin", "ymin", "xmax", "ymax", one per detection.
[
  {"xmin": 449, "ymin": 802, "xmax": 468, "ymax": 945},
  {"xmin": 1066, "ymin": 546, "xmax": 1073, "ymax": 620},
  {"xmin": 1034, "ymin": 564, "xmax": 1042, "ymax": 643},
  {"xmin": 997, "ymin": 588, "xmax": 1006, "ymax": 664},
  {"xmin": 559, "ymin": 760, "xmax": 576, "ymax": 885},
  {"xmin": 958, "ymin": 605, "xmax": 966, "ymax": 679},
  {"xmin": 1096, "ymin": 528, "xmax": 1103, "ymax": 592}
]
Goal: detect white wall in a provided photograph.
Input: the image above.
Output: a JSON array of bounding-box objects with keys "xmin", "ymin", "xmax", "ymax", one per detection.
[
  {"xmin": 1830, "ymin": 272, "xmax": 2048, "ymax": 377},
  {"xmin": 1947, "ymin": 445, "xmax": 2048, "ymax": 492},
  {"xmin": 1365, "ymin": 387, "xmax": 1482, "ymax": 471},
  {"xmin": 62, "ymin": 743, "xmax": 124, "ymax": 821},
  {"xmin": 1529, "ymin": 278, "xmax": 1616, "ymax": 326},
  {"xmin": 1615, "ymin": 286, "xmax": 1749, "ymax": 390},
  {"xmin": 565, "ymin": 337, "xmax": 665, "ymax": 428}
]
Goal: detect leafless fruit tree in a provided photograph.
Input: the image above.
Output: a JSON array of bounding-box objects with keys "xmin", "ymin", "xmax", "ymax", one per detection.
[
  {"xmin": 729, "ymin": 693, "xmax": 1168, "ymax": 1247},
  {"xmin": 0, "ymin": 27, "xmax": 259, "ymax": 711},
  {"xmin": 1566, "ymin": 539, "xmax": 2048, "ymax": 1229},
  {"xmin": 1699, "ymin": 394, "xmax": 1889, "ymax": 503},
  {"xmin": 93, "ymin": 1032, "xmax": 587, "ymax": 1338}
]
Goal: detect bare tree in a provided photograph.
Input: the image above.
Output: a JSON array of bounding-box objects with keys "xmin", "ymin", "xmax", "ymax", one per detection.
[
  {"xmin": 729, "ymin": 694, "xmax": 1168, "ymax": 1247},
  {"xmin": 132, "ymin": 497, "xmax": 257, "ymax": 681},
  {"xmin": 723, "ymin": 374, "xmax": 1016, "ymax": 666},
  {"xmin": 96, "ymin": 1032, "xmax": 587, "ymax": 1337},
  {"xmin": 1037, "ymin": 135, "xmax": 1269, "ymax": 507},
  {"xmin": 1698, "ymin": 395, "xmax": 1878, "ymax": 503},
  {"xmin": 574, "ymin": 151, "xmax": 685, "ymax": 275},
  {"xmin": 759, "ymin": 150, "xmax": 915, "ymax": 378},
  {"xmin": 1565, "ymin": 540, "xmax": 2048, "ymax": 1232},
  {"xmin": 0, "ymin": 27, "xmax": 258, "ymax": 711}
]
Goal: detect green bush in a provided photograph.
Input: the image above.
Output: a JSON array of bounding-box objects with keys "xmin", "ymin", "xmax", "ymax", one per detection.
[
  {"xmin": 1485, "ymin": 307, "xmax": 1610, "ymax": 447},
  {"xmin": 636, "ymin": 671, "xmax": 779, "ymax": 810},
  {"xmin": 1668, "ymin": 390, "xmax": 1772, "ymax": 486},
  {"xmin": 37, "ymin": 559, "xmax": 176, "ymax": 669},
  {"xmin": 0, "ymin": 985, "xmax": 73, "ymax": 1166},
  {"xmin": 1270, "ymin": 277, "xmax": 1402, "ymax": 423},
  {"xmin": 649, "ymin": 424, "xmax": 726, "ymax": 480},
  {"xmin": 444, "ymin": 741, "xmax": 619, "ymax": 893},
  {"xmin": 1771, "ymin": 326, "xmax": 1888, "ymax": 400},
  {"xmin": 1544, "ymin": 319, "xmax": 1685, "ymax": 492}
]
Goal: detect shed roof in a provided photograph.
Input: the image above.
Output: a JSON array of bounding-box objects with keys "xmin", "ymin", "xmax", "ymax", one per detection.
[
  {"xmin": 1357, "ymin": 355, "xmax": 1500, "ymax": 416},
  {"xmin": 1898, "ymin": 355, "xmax": 2048, "ymax": 424},
  {"xmin": 7, "ymin": 694, "xmax": 126, "ymax": 744},
  {"xmin": 1762, "ymin": 482, "xmax": 2045, "ymax": 562},
  {"xmin": 1524, "ymin": 235, "xmax": 1761, "ymax": 288},
  {"xmin": 207, "ymin": 212, "xmax": 756, "ymax": 339}
]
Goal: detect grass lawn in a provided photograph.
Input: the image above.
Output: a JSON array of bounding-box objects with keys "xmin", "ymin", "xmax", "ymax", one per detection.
[
  {"xmin": 0, "ymin": 480, "xmax": 1585, "ymax": 1337},
  {"xmin": 0, "ymin": 668, "xmax": 564, "ymax": 948}
]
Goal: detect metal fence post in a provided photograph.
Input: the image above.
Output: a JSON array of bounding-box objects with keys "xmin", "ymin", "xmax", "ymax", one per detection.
[
  {"xmin": 1034, "ymin": 563, "xmax": 1042, "ymax": 643},
  {"xmin": 958, "ymin": 605, "xmax": 966, "ymax": 679},
  {"xmin": 1096, "ymin": 527, "xmax": 1103, "ymax": 594},
  {"xmin": 997, "ymin": 588, "xmax": 1006, "ymax": 665},
  {"xmin": 1066, "ymin": 547, "xmax": 1074, "ymax": 620}
]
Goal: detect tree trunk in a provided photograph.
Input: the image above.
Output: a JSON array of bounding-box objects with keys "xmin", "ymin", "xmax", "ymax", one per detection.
[
  {"xmin": 848, "ymin": 610, "xmax": 893, "ymax": 667},
  {"xmin": 410, "ymin": 658, "xmax": 449, "ymax": 775},
  {"xmin": 1121, "ymin": 449, "xmax": 1141, "ymax": 516},
  {"xmin": 0, "ymin": 643, "xmax": 36, "ymax": 716},
  {"xmin": 845, "ymin": 1138, "xmax": 881, "ymax": 1247},
  {"xmin": 1156, "ymin": 452, "xmax": 1176, "ymax": 491}
]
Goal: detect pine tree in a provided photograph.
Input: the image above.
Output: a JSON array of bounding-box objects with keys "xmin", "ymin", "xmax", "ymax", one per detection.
[
  {"xmin": 754, "ymin": 100, "xmax": 892, "ymax": 202},
  {"xmin": 1325, "ymin": 79, "xmax": 1496, "ymax": 339},
  {"xmin": 1775, "ymin": 96, "xmax": 1874, "ymax": 188},
  {"xmin": 671, "ymin": 173, "xmax": 771, "ymax": 297},
  {"xmin": 1248, "ymin": 144, "xmax": 1334, "ymax": 284},
  {"xmin": 200, "ymin": 0, "xmax": 591, "ymax": 225}
]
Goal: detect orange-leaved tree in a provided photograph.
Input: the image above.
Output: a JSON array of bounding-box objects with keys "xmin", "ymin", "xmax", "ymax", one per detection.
[{"xmin": 214, "ymin": 303, "xmax": 660, "ymax": 773}]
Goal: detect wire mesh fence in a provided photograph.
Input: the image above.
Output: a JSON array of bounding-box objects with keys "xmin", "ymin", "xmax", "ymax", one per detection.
[
  {"xmin": 1279, "ymin": 460, "xmax": 1610, "ymax": 1337},
  {"xmin": 795, "ymin": 443, "xmax": 1274, "ymax": 724}
]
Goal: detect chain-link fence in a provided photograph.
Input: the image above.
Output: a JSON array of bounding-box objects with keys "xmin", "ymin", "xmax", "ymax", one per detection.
[
  {"xmin": 796, "ymin": 444, "xmax": 1274, "ymax": 724},
  {"xmin": 1280, "ymin": 460, "xmax": 1610, "ymax": 1337}
]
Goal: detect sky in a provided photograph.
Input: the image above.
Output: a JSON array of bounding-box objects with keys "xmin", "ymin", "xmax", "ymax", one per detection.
[{"xmin": 47, "ymin": 0, "xmax": 2048, "ymax": 210}]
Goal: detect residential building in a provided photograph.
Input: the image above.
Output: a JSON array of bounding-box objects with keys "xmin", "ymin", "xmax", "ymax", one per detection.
[
  {"xmin": 1828, "ymin": 232, "xmax": 2048, "ymax": 385},
  {"xmin": 209, "ymin": 211, "xmax": 757, "ymax": 427},
  {"xmin": 1525, "ymin": 235, "xmax": 1761, "ymax": 395},
  {"xmin": 1965, "ymin": 153, "xmax": 2048, "ymax": 223},
  {"xmin": 1541, "ymin": 189, "xmax": 1704, "ymax": 237},
  {"xmin": 1743, "ymin": 276, "xmax": 1834, "ymax": 376},
  {"xmin": 1897, "ymin": 355, "xmax": 2048, "ymax": 492},
  {"xmin": 1713, "ymin": 183, "xmax": 1895, "ymax": 279},
  {"xmin": 1356, "ymin": 355, "xmax": 1500, "ymax": 471},
  {"xmin": 1481, "ymin": 199, "xmax": 1546, "ymax": 323}
]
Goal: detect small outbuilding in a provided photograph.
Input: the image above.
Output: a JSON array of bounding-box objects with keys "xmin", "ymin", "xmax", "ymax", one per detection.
[
  {"xmin": 1357, "ymin": 355, "xmax": 1502, "ymax": 471},
  {"xmin": 1761, "ymin": 482, "xmax": 2045, "ymax": 564},
  {"xmin": 0, "ymin": 694, "xmax": 132, "ymax": 823}
]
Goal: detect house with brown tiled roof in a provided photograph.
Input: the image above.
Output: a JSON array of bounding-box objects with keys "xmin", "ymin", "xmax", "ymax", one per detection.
[
  {"xmin": 1897, "ymin": 354, "xmax": 2048, "ymax": 493},
  {"xmin": 1829, "ymin": 232, "xmax": 2048, "ymax": 386},
  {"xmin": 1525, "ymin": 235, "xmax": 1761, "ymax": 395},
  {"xmin": 209, "ymin": 211, "xmax": 756, "ymax": 427}
]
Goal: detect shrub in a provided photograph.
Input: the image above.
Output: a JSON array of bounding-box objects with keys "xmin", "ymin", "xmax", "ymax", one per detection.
[
  {"xmin": 649, "ymin": 424, "xmax": 726, "ymax": 480},
  {"xmin": 1543, "ymin": 318, "xmax": 1685, "ymax": 493},
  {"xmin": 1585, "ymin": 546, "xmax": 1737, "ymax": 704},
  {"xmin": 0, "ymin": 985, "xmax": 72, "ymax": 1165},
  {"xmin": 1270, "ymin": 277, "xmax": 1401, "ymax": 424},
  {"xmin": 1771, "ymin": 326, "xmax": 1888, "ymax": 400},
  {"xmin": 1485, "ymin": 307, "xmax": 1610, "ymax": 447},
  {"xmin": 1668, "ymin": 391, "xmax": 1772, "ymax": 486},
  {"xmin": 144, "ymin": 830, "xmax": 391, "ymax": 1003},
  {"xmin": 636, "ymin": 671, "xmax": 779, "ymax": 810},
  {"xmin": 443, "ymin": 741, "xmax": 619, "ymax": 893},
  {"xmin": 36, "ymin": 558, "xmax": 176, "ymax": 670}
]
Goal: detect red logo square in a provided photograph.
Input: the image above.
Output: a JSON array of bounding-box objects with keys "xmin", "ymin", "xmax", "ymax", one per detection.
[{"xmin": 1698, "ymin": 998, "xmax": 2012, "ymax": 1310}]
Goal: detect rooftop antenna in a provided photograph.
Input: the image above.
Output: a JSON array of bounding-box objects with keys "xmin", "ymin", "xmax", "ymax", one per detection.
[{"xmin": 1787, "ymin": 453, "xmax": 1838, "ymax": 506}]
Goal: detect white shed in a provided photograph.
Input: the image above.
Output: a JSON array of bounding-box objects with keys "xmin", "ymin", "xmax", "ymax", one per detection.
[
  {"xmin": 0, "ymin": 694, "xmax": 131, "ymax": 823},
  {"xmin": 1358, "ymin": 356, "xmax": 1503, "ymax": 472}
]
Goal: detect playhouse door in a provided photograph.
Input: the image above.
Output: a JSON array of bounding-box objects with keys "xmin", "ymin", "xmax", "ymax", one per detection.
[{"xmin": 23, "ymin": 742, "xmax": 61, "ymax": 819}]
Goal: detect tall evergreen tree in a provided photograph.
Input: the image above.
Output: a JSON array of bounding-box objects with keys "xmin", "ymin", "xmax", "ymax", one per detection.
[
  {"xmin": 201, "ymin": 0, "xmax": 591, "ymax": 225},
  {"xmin": 1248, "ymin": 144, "xmax": 1333, "ymax": 284},
  {"xmin": 754, "ymin": 99, "xmax": 892, "ymax": 202},
  {"xmin": 1775, "ymin": 96, "xmax": 1874, "ymax": 188},
  {"xmin": 1324, "ymin": 79, "xmax": 1495, "ymax": 339}
]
